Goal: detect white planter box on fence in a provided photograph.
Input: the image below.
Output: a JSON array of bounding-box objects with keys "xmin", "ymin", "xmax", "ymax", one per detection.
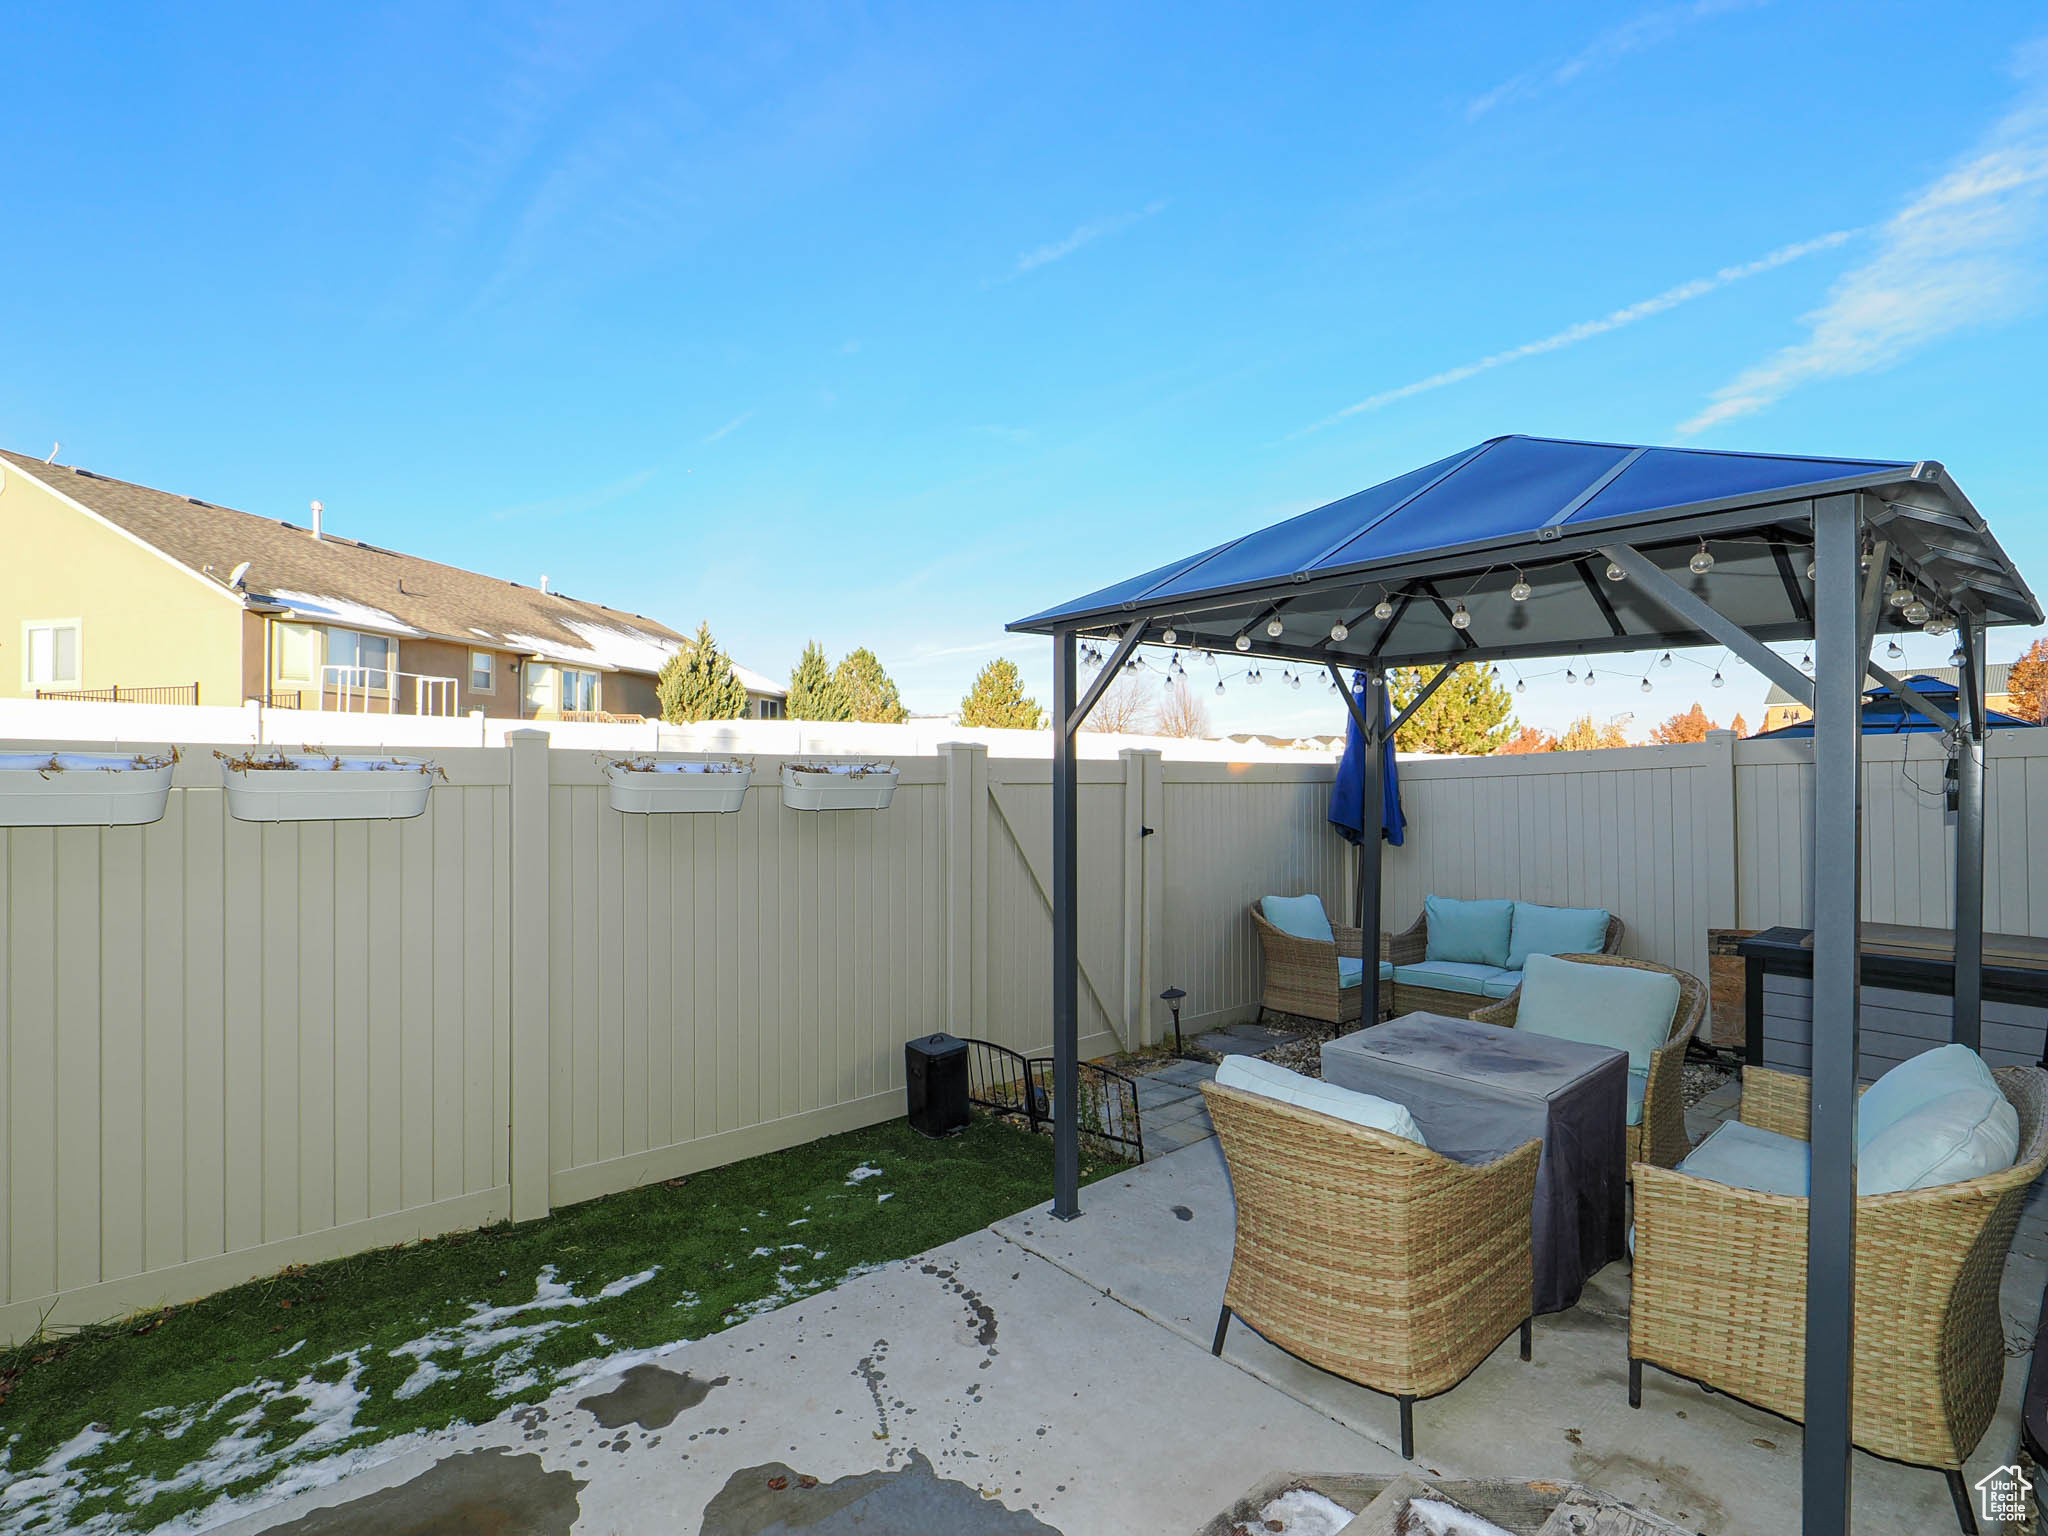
[
  {"xmin": 220, "ymin": 753, "xmax": 439, "ymax": 822},
  {"xmin": 780, "ymin": 762, "xmax": 899, "ymax": 811},
  {"xmin": 603, "ymin": 759, "xmax": 752, "ymax": 814},
  {"xmin": 0, "ymin": 751, "xmax": 175, "ymax": 827}
]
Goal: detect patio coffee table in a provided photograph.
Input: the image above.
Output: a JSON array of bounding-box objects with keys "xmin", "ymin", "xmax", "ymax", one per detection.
[{"xmin": 1321, "ymin": 1011, "xmax": 1628, "ymax": 1314}]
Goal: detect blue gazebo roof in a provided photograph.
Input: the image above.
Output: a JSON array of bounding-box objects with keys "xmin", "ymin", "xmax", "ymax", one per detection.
[{"xmin": 1010, "ymin": 435, "xmax": 2040, "ymax": 670}]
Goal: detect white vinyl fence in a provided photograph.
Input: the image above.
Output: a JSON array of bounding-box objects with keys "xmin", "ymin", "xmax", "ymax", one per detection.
[{"xmin": 6, "ymin": 722, "xmax": 2041, "ymax": 1341}]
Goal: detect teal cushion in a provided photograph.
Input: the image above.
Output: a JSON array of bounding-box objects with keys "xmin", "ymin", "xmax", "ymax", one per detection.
[
  {"xmin": 1335, "ymin": 957, "xmax": 1394, "ymax": 988},
  {"xmin": 1859, "ymin": 1086, "xmax": 2019, "ymax": 1194},
  {"xmin": 1423, "ymin": 895, "xmax": 1514, "ymax": 967},
  {"xmin": 1625, "ymin": 1069, "xmax": 1647, "ymax": 1126},
  {"xmin": 1216, "ymin": 1055, "xmax": 1426, "ymax": 1145},
  {"xmin": 1505, "ymin": 903, "xmax": 1611, "ymax": 969},
  {"xmin": 1262, "ymin": 893, "xmax": 1334, "ymax": 946},
  {"xmin": 1480, "ymin": 970, "xmax": 1523, "ymax": 1000},
  {"xmin": 1513, "ymin": 954, "xmax": 1679, "ymax": 1074},
  {"xmin": 1856, "ymin": 1043, "xmax": 2000, "ymax": 1153},
  {"xmin": 1677, "ymin": 1120, "xmax": 1811, "ymax": 1196},
  {"xmin": 1392, "ymin": 960, "xmax": 1508, "ymax": 997}
]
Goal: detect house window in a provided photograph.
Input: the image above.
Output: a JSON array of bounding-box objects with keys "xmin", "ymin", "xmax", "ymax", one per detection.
[
  {"xmin": 23, "ymin": 620, "xmax": 82, "ymax": 688},
  {"xmin": 522, "ymin": 663, "xmax": 555, "ymax": 715},
  {"xmin": 276, "ymin": 624, "xmax": 319, "ymax": 684},
  {"xmin": 756, "ymin": 697, "xmax": 785, "ymax": 720},
  {"xmin": 327, "ymin": 628, "xmax": 392, "ymax": 690},
  {"xmin": 561, "ymin": 668, "xmax": 599, "ymax": 713},
  {"xmin": 470, "ymin": 650, "xmax": 496, "ymax": 694}
]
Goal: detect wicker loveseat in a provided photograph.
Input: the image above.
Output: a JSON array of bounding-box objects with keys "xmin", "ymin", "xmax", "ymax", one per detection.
[
  {"xmin": 1249, "ymin": 898, "xmax": 1386, "ymax": 1026},
  {"xmin": 1469, "ymin": 953, "xmax": 1706, "ymax": 1170},
  {"xmin": 1629, "ymin": 1063, "xmax": 2048, "ymax": 1532},
  {"xmin": 1200, "ymin": 1078, "xmax": 1540, "ymax": 1460},
  {"xmin": 1383, "ymin": 905, "xmax": 1624, "ymax": 1018}
]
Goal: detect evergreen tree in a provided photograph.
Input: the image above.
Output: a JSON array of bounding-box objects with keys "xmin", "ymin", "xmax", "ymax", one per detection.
[
  {"xmin": 656, "ymin": 622, "xmax": 749, "ymax": 722},
  {"xmin": 833, "ymin": 647, "xmax": 908, "ymax": 723},
  {"xmin": 1387, "ymin": 664, "xmax": 1516, "ymax": 755},
  {"xmin": 1554, "ymin": 714, "xmax": 1631, "ymax": 751},
  {"xmin": 787, "ymin": 640, "xmax": 851, "ymax": 720},
  {"xmin": 958, "ymin": 658, "xmax": 1044, "ymax": 729}
]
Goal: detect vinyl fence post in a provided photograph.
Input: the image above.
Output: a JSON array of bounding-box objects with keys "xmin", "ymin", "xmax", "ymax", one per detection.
[{"xmin": 507, "ymin": 729, "xmax": 553, "ymax": 1222}]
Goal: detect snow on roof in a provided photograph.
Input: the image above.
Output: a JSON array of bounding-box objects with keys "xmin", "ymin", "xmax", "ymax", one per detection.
[
  {"xmin": 272, "ymin": 590, "xmax": 422, "ymax": 639},
  {"xmin": 729, "ymin": 661, "xmax": 786, "ymax": 697}
]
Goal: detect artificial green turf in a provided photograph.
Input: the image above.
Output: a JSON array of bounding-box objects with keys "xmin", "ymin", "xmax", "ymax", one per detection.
[{"xmin": 0, "ymin": 1113, "xmax": 1113, "ymax": 1535}]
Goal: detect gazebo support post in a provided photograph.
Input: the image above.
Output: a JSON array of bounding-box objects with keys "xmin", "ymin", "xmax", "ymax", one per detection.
[
  {"xmin": 1804, "ymin": 493, "xmax": 1866, "ymax": 1536},
  {"xmin": 1328, "ymin": 661, "xmax": 1386, "ymax": 1027},
  {"xmin": 1050, "ymin": 628, "xmax": 1082, "ymax": 1220},
  {"xmin": 1954, "ymin": 618, "xmax": 1987, "ymax": 1050}
]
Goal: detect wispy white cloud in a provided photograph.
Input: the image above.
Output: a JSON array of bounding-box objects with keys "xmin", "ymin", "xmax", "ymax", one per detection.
[
  {"xmin": 702, "ymin": 412, "xmax": 753, "ymax": 444},
  {"xmin": 1467, "ymin": 0, "xmax": 1764, "ymax": 119},
  {"xmin": 1678, "ymin": 46, "xmax": 2048, "ymax": 436},
  {"xmin": 1010, "ymin": 200, "xmax": 1168, "ymax": 277},
  {"xmin": 1299, "ymin": 229, "xmax": 1855, "ymax": 432}
]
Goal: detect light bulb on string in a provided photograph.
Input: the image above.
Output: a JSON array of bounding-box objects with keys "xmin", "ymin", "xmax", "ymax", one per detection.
[
  {"xmin": 1514, "ymin": 678, "xmax": 1526, "ymax": 695},
  {"xmin": 1640, "ymin": 677, "xmax": 1652, "ymax": 694},
  {"xmin": 1689, "ymin": 543, "xmax": 1715, "ymax": 575},
  {"xmin": 1161, "ymin": 626, "xmax": 1178, "ymax": 646},
  {"xmin": 1265, "ymin": 617, "xmax": 1284, "ymax": 638},
  {"xmin": 1903, "ymin": 600, "xmax": 1930, "ymax": 625},
  {"xmin": 1887, "ymin": 639, "xmax": 1905, "ymax": 660},
  {"xmin": 1889, "ymin": 585, "xmax": 1911, "ymax": 609},
  {"xmin": 1565, "ymin": 669, "xmax": 1576, "ymax": 684},
  {"xmin": 1586, "ymin": 669, "xmax": 1596, "ymax": 686},
  {"xmin": 1509, "ymin": 571, "xmax": 1532, "ymax": 603},
  {"xmin": 1950, "ymin": 642, "xmax": 1967, "ymax": 666},
  {"xmin": 1712, "ymin": 671, "xmax": 1725, "ymax": 689},
  {"xmin": 1289, "ymin": 673, "xmax": 1301, "ymax": 691},
  {"xmin": 1659, "ymin": 652, "xmax": 1673, "ymax": 669},
  {"xmin": 1801, "ymin": 651, "xmax": 1813, "ymax": 673},
  {"xmin": 1330, "ymin": 620, "xmax": 1350, "ymax": 642},
  {"xmin": 1450, "ymin": 602, "xmax": 1471, "ymax": 630},
  {"xmin": 1215, "ymin": 680, "xmax": 1225, "ymax": 696},
  {"xmin": 1373, "ymin": 597, "xmax": 1394, "ymax": 620},
  {"xmin": 1604, "ymin": 561, "xmax": 1626, "ymax": 582},
  {"xmin": 1234, "ymin": 633, "xmax": 1251, "ymax": 652},
  {"xmin": 1925, "ymin": 613, "xmax": 1953, "ymax": 636},
  {"xmin": 1806, "ymin": 558, "xmax": 1818, "ymax": 580}
]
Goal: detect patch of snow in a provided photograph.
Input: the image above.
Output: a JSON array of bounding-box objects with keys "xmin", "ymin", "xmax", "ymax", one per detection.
[
  {"xmin": 877, "ymin": 1191, "xmax": 895, "ymax": 1203},
  {"xmin": 1403, "ymin": 1497, "xmax": 1516, "ymax": 1536},
  {"xmin": 387, "ymin": 1264, "xmax": 658, "ymax": 1400},
  {"xmin": 1256, "ymin": 1488, "xmax": 1358, "ymax": 1536},
  {"xmin": 271, "ymin": 591, "xmax": 421, "ymax": 638},
  {"xmin": 846, "ymin": 1163, "xmax": 885, "ymax": 1185},
  {"xmin": 561, "ymin": 620, "xmax": 684, "ymax": 676},
  {"xmin": 0, "ymin": 1423, "xmax": 121, "ymax": 1523},
  {"xmin": 274, "ymin": 1339, "xmax": 306, "ymax": 1358}
]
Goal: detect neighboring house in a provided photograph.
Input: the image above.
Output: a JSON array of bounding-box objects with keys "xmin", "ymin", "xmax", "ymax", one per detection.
[
  {"xmin": 1759, "ymin": 663, "xmax": 2015, "ymax": 734},
  {"xmin": 0, "ymin": 449, "xmax": 787, "ymax": 721}
]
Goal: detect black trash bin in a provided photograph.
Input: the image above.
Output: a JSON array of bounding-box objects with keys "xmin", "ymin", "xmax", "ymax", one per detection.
[{"xmin": 905, "ymin": 1033, "xmax": 970, "ymax": 1137}]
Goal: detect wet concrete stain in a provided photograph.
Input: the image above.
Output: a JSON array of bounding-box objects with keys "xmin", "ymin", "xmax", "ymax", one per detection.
[
  {"xmin": 1170, "ymin": 1204, "xmax": 1194, "ymax": 1222},
  {"xmin": 1569, "ymin": 1447, "xmax": 1727, "ymax": 1530},
  {"xmin": 577, "ymin": 1363, "xmax": 730, "ymax": 1430},
  {"xmin": 920, "ymin": 1261, "xmax": 1000, "ymax": 1352},
  {"xmin": 853, "ymin": 1338, "xmax": 892, "ymax": 1440},
  {"xmin": 699, "ymin": 1450, "xmax": 1063, "ymax": 1535},
  {"xmin": 261, "ymin": 1447, "xmax": 584, "ymax": 1535}
]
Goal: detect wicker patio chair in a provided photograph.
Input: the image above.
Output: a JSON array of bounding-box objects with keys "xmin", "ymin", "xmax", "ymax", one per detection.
[
  {"xmin": 1200, "ymin": 1079, "xmax": 1541, "ymax": 1460},
  {"xmin": 1383, "ymin": 909, "xmax": 1625, "ymax": 1018},
  {"xmin": 1468, "ymin": 953, "xmax": 1706, "ymax": 1170},
  {"xmin": 1629, "ymin": 1063, "xmax": 2048, "ymax": 1533},
  {"xmin": 1249, "ymin": 900, "xmax": 1371, "ymax": 1027}
]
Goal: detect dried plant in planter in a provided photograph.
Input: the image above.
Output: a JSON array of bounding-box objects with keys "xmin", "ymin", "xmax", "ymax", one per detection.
[
  {"xmin": 598, "ymin": 755, "xmax": 751, "ymax": 774},
  {"xmin": 784, "ymin": 760, "xmax": 894, "ymax": 778}
]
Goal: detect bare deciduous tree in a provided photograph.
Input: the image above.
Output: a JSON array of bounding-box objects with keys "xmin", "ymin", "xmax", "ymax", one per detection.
[
  {"xmin": 1080, "ymin": 672, "xmax": 1155, "ymax": 734},
  {"xmin": 1154, "ymin": 678, "xmax": 1212, "ymax": 739}
]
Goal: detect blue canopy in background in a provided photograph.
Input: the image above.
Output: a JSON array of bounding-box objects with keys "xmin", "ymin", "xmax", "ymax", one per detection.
[
  {"xmin": 1752, "ymin": 674, "xmax": 2034, "ymax": 738},
  {"xmin": 1329, "ymin": 670, "xmax": 1404, "ymax": 847}
]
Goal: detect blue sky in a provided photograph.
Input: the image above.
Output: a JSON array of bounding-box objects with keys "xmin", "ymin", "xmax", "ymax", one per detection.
[{"xmin": 4, "ymin": 2, "xmax": 2045, "ymax": 736}]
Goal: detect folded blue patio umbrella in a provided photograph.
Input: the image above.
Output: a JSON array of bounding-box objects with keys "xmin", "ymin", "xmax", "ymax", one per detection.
[{"xmin": 1328, "ymin": 670, "xmax": 1404, "ymax": 847}]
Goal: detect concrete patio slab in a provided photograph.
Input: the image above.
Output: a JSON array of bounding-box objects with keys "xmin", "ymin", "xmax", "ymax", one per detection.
[
  {"xmin": 993, "ymin": 1139, "xmax": 2047, "ymax": 1535},
  {"xmin": 216, "ymin": 1224, "xmax": 1399, "ymax": 1536},
  {"xmin": 1191, "ymin": 1024, "xmax": 1301, "ymax": 1056}
]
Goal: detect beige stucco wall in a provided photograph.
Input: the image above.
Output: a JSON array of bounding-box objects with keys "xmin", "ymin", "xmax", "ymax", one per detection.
[{"xmin": 0, "ymin": 465, "xmax": 245, "ymax": 703}]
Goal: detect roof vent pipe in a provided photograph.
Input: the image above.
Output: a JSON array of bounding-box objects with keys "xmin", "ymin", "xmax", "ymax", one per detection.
[
  {"xmin": 310, "ymin": 500, "xmax": 324, "ymax": 540},
  {"xmin": 540, "ymin": 574, "xmax": 550, "ymax": 594}
]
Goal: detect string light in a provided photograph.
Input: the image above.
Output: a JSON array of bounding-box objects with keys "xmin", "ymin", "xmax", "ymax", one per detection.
[
  {"xmin": 1265, "ymin": 617, "xmax": 1285, "ymax": 638},
  {"xmin": 1329, "ymin": 620, "xmax": 1350, "ymax": 642},
  {"xmin": 1902, "ymin": 599, "xmax": 1930, "ymax": 625},
  {"xmin": 1712, "ymin": 671, "xmax": 1725, "ymax": 689},
  {"xmin": 1450, "ymin": 601, "xmax": 1471, "ymax": 630},
  {"xmin": 1801, "ymin": 651, "xmax": 1813, "ymax": 672},
  {"xmin": 1234, "ymin": 633, "xmax": 1251, "ymax": 652},
  {"xmin": 1515, "ymin": 678, "xmax": 1526, "ymax": 695},
  {"xmin": 1659, "ymin": 652, "xmax": 1673, "ymax": 668},
  {"xmin": 1950, "ymin": 642, "xmax": 1967, "ymax": 666},
  {"xmin": 1510, "ymin": 572, "xmax": 1532, "ymax": 603},
  {"xmin": 1248, "ymin": 667, "xmax": 1262, "ymax": 686},
  {"xmin": 1806, "ymin": 558, "xmax": 1818, "ymax": 580},
  {"xmin": 1585, "ymin": 669, "xmax": 1597, "ymax": 686},
  {"xmin": 1289, "ymin": 672, "xmax": 1302, "ymax": 691},
  {"xmin": 1565, "ymin": 668, "xmax": 1576, "ymax": 683},
  {"xmin": 1373, "ymin": 597, "xmax": 1395, "ymax": 620},
  {"xmin": 1161, "ymin": 626, "xmax": 1178, "ymax": 646},
  {"xmin": 1604, "ymin": 561, "xmax": 1626, "ymax": 582},
  {"xmin": 1889, "ymin": 584, "xmax": 1911, "ymax": 608},
  {"xmin": 1640, "ymin": 677, "xmax": 1652, "ymax": 694},
  {"xmin": 1887, "ymin": 639, "xmax": 1905, "ymax": 659},
  {"xmin": 1689, "ymin": 542, "xmax": 1715, "ymax": 575},
  {"xmin": 1215, "ymin": 680, "xmax": 1225, "ymax": 696},
  {"xmin": 1924, "ymin": 613, "xmax": 1953, "ymax": 636}
]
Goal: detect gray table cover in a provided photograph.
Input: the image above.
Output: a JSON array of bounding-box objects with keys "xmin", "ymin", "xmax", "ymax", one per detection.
[{"xmin": 1321, "ymin": 1011, "xmax": 1628, "ymax": 1314}]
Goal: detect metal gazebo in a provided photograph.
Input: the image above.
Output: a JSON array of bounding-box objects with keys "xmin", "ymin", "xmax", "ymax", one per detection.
[{"xmin": 1008, "ymin": 433, "xmax": 2041, "ymax": 1536}]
